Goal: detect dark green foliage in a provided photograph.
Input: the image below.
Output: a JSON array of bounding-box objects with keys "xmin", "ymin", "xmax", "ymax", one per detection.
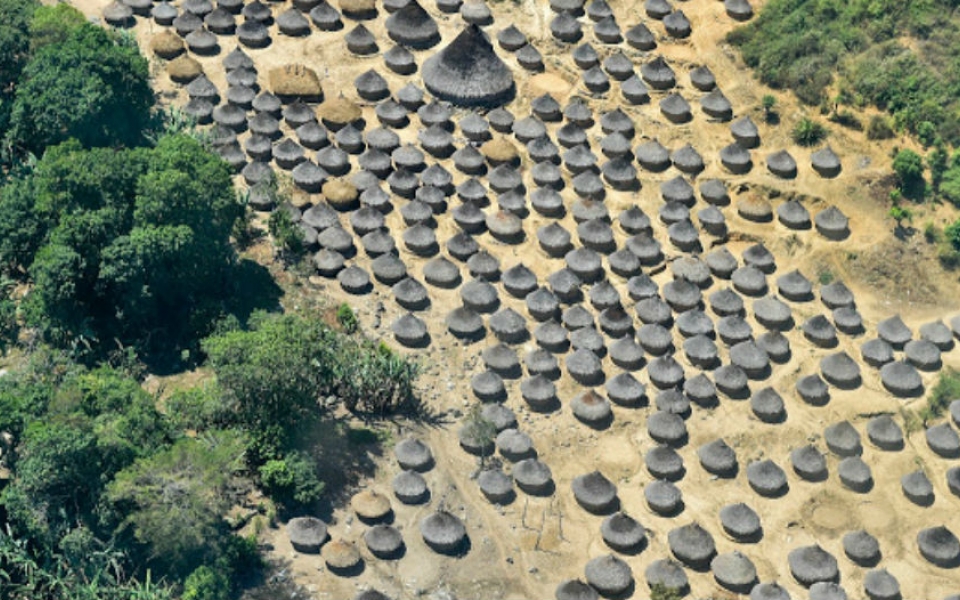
[
  {"xmin": 729, "ymin": 0, "xmax": 960, "ymax": 143},
  {"xmin": 258, "ymin": 452, "xmax": 325, "ymax": 509},
  {"xmin": 650, "ymin": 583, "xmax": 683, "ymax": 600},
  {"xmin": 7, "ymin": 23, "xmax": 153, "ymax": 156},
  {"xmin": 202, "ymin": 313, "xmax": 335, "ymax": 460},
  {"xmin": 0, "ymin": 135, "xmax": 242, "ymax": 356},
  {"xmin": 267, "ymin": 207, "xmax": 304, "ymax": 258},
  {"xmin": 106, "ymin": 431, "xmax": 246, "ymax": 578},
  {"xmin": 0, "ymin": 0, "xmax": 39, "ymax": 148},
  {"xmin": 1, "ymin": 366, "xmax": 169, "ymax": 550},
  {"xmin": 336, "ymin": 302, "xmax": 358, "ymax": 333},
  {"xmin": 893, "ymin": 149, "xmax": 926, "ymax": 198},
  {"xmin": 182, "ymin": 566, "xmax": 230, "ymax": 600},
  {"xmin": 336, "ymin": 341, "xmax": 420, "ymax": 414},
  {"xmin": 792, "ymin": 118, "xmax": 827, "ymax": 146}
]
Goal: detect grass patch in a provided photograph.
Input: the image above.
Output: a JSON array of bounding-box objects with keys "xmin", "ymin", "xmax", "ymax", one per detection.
[{"xmin": 922, "ymin": 368, "xmax": 960, "ymax": 423}]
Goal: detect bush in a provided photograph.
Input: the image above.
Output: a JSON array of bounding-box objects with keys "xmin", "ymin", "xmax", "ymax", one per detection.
[
  {"xmin": 267, "ymin": 208, "xmax": 304, "ymax": 258},
  {"xmin": 867, "ymin": 115, "xmax": 895, "ymax": 140},
  {"xmin": 650, "ymin": 584, "xmax": 683, "ymax": 600},
  {"xmin": 893, "ymin": 148, "xmax": 926, "ymax": 197},
  {"xmin": 258, "ymin": 452, "xmax": 325, "ymax": 509},
  {"xmin": 335, "ymin": 341, "xmax": 420, "ymax": 414},
  {"xmin": 792, "ymin": 118, "xmax": 828, "ymax": 146},
  {"xmin": 923, "ymin": 368, "xmax": 960, "ymax": 422},
  {"xmin": 182, "ymin": 566, "xmax": 230, "ymax": 600},
  {"xmin": 336, "ymin": 303, "xmax": 358, "ymax": 333}
]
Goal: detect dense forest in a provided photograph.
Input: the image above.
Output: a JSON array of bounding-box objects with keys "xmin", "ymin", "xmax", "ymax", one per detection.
[{"xmin": 0, "ymin": 3, "xmax": 418, "ymax": 599}]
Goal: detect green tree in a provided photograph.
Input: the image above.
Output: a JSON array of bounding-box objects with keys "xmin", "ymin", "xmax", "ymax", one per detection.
[
  {"xmin": 182, "ymin": 566, "xmax": 230, "ymax": 600},
  {"xmin": 792, "ymin": 118, "xmax": 828, "ymax": 146},
  {"xmin": 107, "ymin": 431, "xmax": 246, "ymax": 578},
  {"xmin": 893, "ymin": 148, "xmax": 926, "ymax": 198},
  {"xmin": 7, "ymin": 23, "xmax": 153, "ymax": 156},
  {"xmin": 0, "ymin": 0, "xmax": 39, "ymax": 145},
  {"xmin": 28, "ymin": 3, "xmax": 86, "ymax": 51},
  {"xmin": 202, "ymin": 314, "xmax": 335, "ymax": 460},
  {"xmin": 928, "ymin": 144, "xmax": 949, "ymax": 194},
  {"xmin": 761, "ymin": 94, "xmax": 777, "ymax": 122},
  {"xmin": 258, "ymin": 452, "xmax": 325, "ymax": 509}
]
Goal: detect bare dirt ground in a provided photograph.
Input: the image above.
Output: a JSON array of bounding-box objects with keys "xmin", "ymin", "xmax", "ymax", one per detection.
[{"xmin": 71, "ymin": 0, "xmax": 960, "ymax": 597}]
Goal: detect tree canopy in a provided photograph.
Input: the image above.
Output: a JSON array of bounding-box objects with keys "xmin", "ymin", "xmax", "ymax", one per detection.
[
  {"xmin": 0, "ymin": 135, "xmax": 242, "ymax": 355},
  {"xmin": 7, "ymin": 20, "xmax": 153, "ymax": 156}
]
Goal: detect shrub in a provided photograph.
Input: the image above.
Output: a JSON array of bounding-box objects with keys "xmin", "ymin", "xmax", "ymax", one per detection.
[
  {"xmin": 335, "ymin": 341, "xmax": 419, "ymax": 414},
  {"xmin": 867, "ymin": 115, "xmax": 895, "ymax": 140},
  {"xmin": 922, "ymin": 368, "xmax": 960, "ymax": 422},
  {"xmin": 258, "ymin": 452, "xmax": 324, "ymax": 509},
  {"xmin": 182, "ymin": 566, "xmax": 229, "ymax": 600},
  {"xmin": 336, "ymin": 303, "xmax": 358, "ymax": 333},
  {"xmin": 651, "ymin": 584, "xmax": 683, "ymax": 600},
  {"xmin": 893, "ymin": 148, "xmax": 926, "ymax": 197},
  {"xmin": 792, "ymin": 118, "xmax": 828, "ymax": 146},
  {"xmin": 267, "ymin": 208, "xmax": 303, "ymax": 258}
]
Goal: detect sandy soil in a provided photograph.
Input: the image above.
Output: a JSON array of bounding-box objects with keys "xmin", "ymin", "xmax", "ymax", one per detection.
[{"xmin": 69, "ymin": 0, "xmax": 960, "ymax": 597}]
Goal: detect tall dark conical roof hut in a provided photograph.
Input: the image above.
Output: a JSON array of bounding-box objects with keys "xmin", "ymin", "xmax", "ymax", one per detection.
[{"xmin": 422, "ymin": 25, "xmax": 515, "ymax": 107}]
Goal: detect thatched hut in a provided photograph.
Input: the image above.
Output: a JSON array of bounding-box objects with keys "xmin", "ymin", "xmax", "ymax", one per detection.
[
  {"xmin": 423, "ymin": 25, "xmax": 514, "ymax": 107},
  {"xmin": 731, "ymin": 115, "xmax": 760, "ymax": 147},
  {"xmin": 385, "ymin": 0, "xmax": 439, "ymax": 48},
  {"xmin": 420, "ymin": 511, "xmax": 467, "ymax": 554},
  {"xmin": 712, "ymin": 551, "xmax": 758, "ymax": 593},
  {"xmin": 917, "ymin": 526, "xmax": 960, "ymax": 568},
  {"xmin": 571, "ymin": 470, "xmax": 618, "ymax": 513},
  {"xmin": 901, "ymin": 469, "xmax": 934, "ymax": 506},
  {"xmin": 287, "ymin": 517, "xmax": 328, "ymax": 553},
  {"xmin": 392, "ymin": 469, "xmax": 428, "ymax": 504},
  {"xmin": 842, "ymin": 530, "xmax": 880, "ymax": 566},
  {"xmin": 644, "ymin": 480, "xmax": 683, "ymax": 515},
  {"xmin": 695, "ymin": 438, "xmax": 737, "ymax": 478},
  {"xmin": 625, "ymin": 23, "xmax": 656, "ymax": 50},
  {"xmin": 789, "ymin": 545, "xmax": 839, "ymax": 587},
  {"xmin": 555, "ymin": 580, "xmax": 598, "ymax": 600},
  {"xmin": 866, "ymin": 415, "xmax": 904, "ymax": 451},
  {"xmin": 838, "ymin": 456, "xmax": 873, "ymax": 492},
  {"xmin": 879, "ymin": 360, "xmax": 923, "ymax": 397},
  {"xmin": 660, "ymin": 93, "xmax": 692, "ymax": 123},
  {"xmin": 585, "ymin": 555, "xmax": 633, "ymax": 596},
  {"xmin": 719, "ymin": 502, "xmax": 761, "ymax": 541},
  {"xmin": 496, "ymin": 428, "xmax": 534, "ymax": 461},
  {"xmin": 364, "ymin": 524, "xmax": 404, "ymax": 559},
  {"xmin": 513, "ymin": 458, "xmax": 554, "ymax": 494},
  {"xmin": 669, "ymin": 523, "xmax": 716, "ymax": 569},
  {"xmin": 750, "ymin": 583, "xmax": 791, "ymax": 600},
  {"xmin": 926, "ymin": 423, "xmax": 960, "ymax": 458},
  {"xmin": 478, "ymin": 469, "xmax": 514, "ymax": 504},
  {"xmin": 747, "ymin": 459, "xmax": 787, "ymax": 496},
  {"xmin": 815, "ymin": 206, "xmax": 850, "ymax": 239},
  {"xmin": 645, "ymin": 445, "xmax": 684, "ymax": 480},
  {"xmin": 791, "ymin": 444, "xmax": 827, "ymax": 481}
]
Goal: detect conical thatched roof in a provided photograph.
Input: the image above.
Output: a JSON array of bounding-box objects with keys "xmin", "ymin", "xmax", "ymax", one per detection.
[
  {"xmin": 863, "ymin": 569, "xmax": 899, "ymax": 600},
  {"xmin": 555, "ymin": 580, "xmax": 598, "ymax": 600},
  {"xmin": 809, "ymin": 582, "xmax": 848, "ymax": 600},
  {"xmin": 644, "ymin": 479, "xmax": 682, "ymax": 514},
  {"xmin": 901, "ymin": 469, "xmax": 934, "ymax": 505},
  {"xmin": 287, "ymin": 517, "xmax": 329, "ymax": 553},
  {"xmin": 698, "ymin": 439, "xmax": 738, "ymax": 477},
  {"xmin": 838, "ymin": 456, "xmax": 873, "ymax": 492},
  {"xmin": 926, "ymin": 423, "xmax": 960, "ymax": 458},
  {"xmin": 392, "ymin": 469, "xmax": 428, "ymax": 503},
  {"xmin": 867, "ymin": 415, "xmax": 904, "ymax": 451},
  {"xmin": 645, "ymin": 444, "xmax": 684, "ymax": 481},
  {"xmin": 712, "ymin": 551, "xmax": 758, "ymax": 593},
  {"xmin": 719, "ymin": 502, "xmax": 761, "ymax": 540},
  {"xmin": 747, "ymin": 459, "xmax": 787, "ymax": 496},
  {"xmin": 601, "ymin": 512, "xmax": 646, "ymax": 553},
  {"xmin": 842, "ymin": 530, "xmax": 880, "ymax": 566},
  {"xmin": 750, "ymin": 582, "xmax": 791, "ymax": 600},
  {"xmin": 789, "ymin": 545, "xmax": 839, "ymax": 587},
  {"xmin": 879, "ymin": 360, "xmax": 923, "ymax": 397},
  {"xmin": 917, "ymin": 526, "xmax": 960, "ymax": 567},
  {"xmin": 791, "ymin": 444, "xmax": 827, "ymax": 481},
  {"xmin": 669, "ymin": 523, "xmax": 716, "ymax": 568},
  {"xmin": 584, "ymin": 555, "xmax": 633, "ymax": 596},
  {"xmin": 420, "ymin": 511, "xmax": 466, "ymax": 553},
  {"xmin": 385, "ymin": 0, "xmax": 439, "ymax": 48},
  {"xmin": 423, "ymin": 25, "xmax": 514, "ymax": 107},
  {"xmin": 571, "ymin": 470, "xmax": 618, "ymax": 513},
  {"xmin": 513, "ymin": 458, "xmax": 553, "ymax": 493}
]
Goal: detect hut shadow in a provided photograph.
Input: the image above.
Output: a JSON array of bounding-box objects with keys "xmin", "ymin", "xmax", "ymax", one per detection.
[
  {"xmin": 721, "ymin": 386, "xmax": 752, "ymax": 401},
  {"xmin": 536, "ymin": 367, "xmax": 563, "ymax": 381},
  {"xmin": 769, "ymin": 349, "xmax": 793, "ymax": 364},
  {"xmin": 757, "ymin": 483, "xmax": 791, "ymax": 499},
  {"xmin": 572, "ymin": 372, "xmax": 607, "ymax": 387},
  {"xmin": 397, "ymin": 332, "xmax": 432, "ymax": 349},
  {"xmin": 427, "ymin": 535, "xmax": 473, "ymax": 558},
  {"xmin": 491, "ymin": 230, "xmax": 526, "ymax": 245},
  {"xmin": 651, "ymin": 500, "xmax": 686, "ymax": 518},
  {"xmin": 756, "ymin": 410, "xmax": 787, "ymax": 425},
  {"xmin": 579, "ymin": 498, "xmax": 621, "ymax": 516},
  {"xmin": 609, "ymin": 536, "xmax": 648, "ymax": 556},
  {"xmin": 357, "ymin": 510, "xmax": 394, "ymax": 526},
  {"xmin": 820, "ymin": 227, "xmax": 851, "ymax": 242},
  {"xmin": 830, "ymin": 376, "xmax": 862, "ymax": 391},
  {"xmin": 844, "ymin": 478, "xmax": 874, "ymax": 494},
  {"xmin": 850, "ymin": 552, "xmax": 881, "ymax": 569},
  {"xmin": 658, "ymin": 467, "xmax": 687, "ymax": 483},
  {"xmin": 370, "ymin": 541, "xmax": 406, "ymax": 561},
  {"xmin": 519, "ymin": 480, "xmax": 556, "ymax": 498},
  {"xmin": 487, "ymin": 490, "xmax": 516, "ymax": 506},
  {"xmin": 598, "ymin": 580, "xmax": 635, "ymax": 600},
  {"xmin": 576, "ymin": 412, "xmax": 613, "ymax": 431},
  {"xmin": 765, "ymin": 317, "xmax": 795, "ymax": 331},
  {"xmin": 731, "ymin": 528, "xmax": 764, "ymax": 544},
  {"xmin": 492, "ymin": 364, "xmax": 523, "ymax": 380},
  {"xmin": 526, "ymin": 397, "xmax": 561, "ymax": 413},
  {"xmin": 327, "ymin": 560, "xmax": 365, "ymax": 578}
]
